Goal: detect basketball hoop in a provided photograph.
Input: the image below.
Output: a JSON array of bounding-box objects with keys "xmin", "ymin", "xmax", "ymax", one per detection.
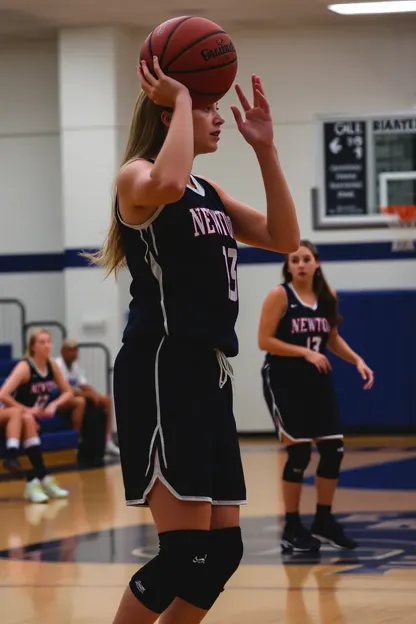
[{"xmin": 381, "ymin": 205, "xmax": 416, "ymax": 252}]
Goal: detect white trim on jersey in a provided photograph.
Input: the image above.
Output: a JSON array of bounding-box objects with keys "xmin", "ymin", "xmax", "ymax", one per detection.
[
  {"xmin": 139, "ymin": 228, "xmax": 169, "ymax": 335},
  {"xmin": 128, "ymin": 451, "xmax": 247, "ymax": 507},
  {"xmin": 263, "ymin": 363, "xmax": 313, "ymax": 443},
  {"xmin": 116, "ymin": 173, "xmax": 205, "ymax": 235},
  {"xmin": 187, "ymin": 175, "xmax": 205, "ymax": 196},
  {"xmin": 315, "ymin": 434, "xmax": 344, "ymax": 440},
  {"xmin": 145, "ymin": 336, "xmax": 168, "ymax": 477},
  {"xmin": 116, "ymin": 203, "xmax": 165, "ymax": 231},
  {"xmin": 288, "ymin": 283, "xmax": 318, "ymax": 311}
]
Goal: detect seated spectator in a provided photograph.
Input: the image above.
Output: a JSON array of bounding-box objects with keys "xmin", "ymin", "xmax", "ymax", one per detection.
[
  {"xmin": 55, "ymin": 340, "xmax": 119, "ymax": 457},
  {"xmin": 0, "ymin": 406, "xmax": 24, "ymax": 473},
  {"xmin": 0, "ymin": 328, "xmax": 71, "ymax": 503}
]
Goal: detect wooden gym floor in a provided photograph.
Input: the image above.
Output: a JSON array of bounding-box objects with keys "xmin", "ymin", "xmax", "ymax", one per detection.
[{"xmin": 1, "ymin": 436, "xmax": 416, "ymax": 623}]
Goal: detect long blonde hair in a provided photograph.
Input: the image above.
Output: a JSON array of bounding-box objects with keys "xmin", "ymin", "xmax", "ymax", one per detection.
[
  {"xmin": 82, "ymin": 92, "xmax": 170, "ymax": 276},
  {"xmin": 25, "ymin": 328, "xmax": 52, "ymax": 357}
]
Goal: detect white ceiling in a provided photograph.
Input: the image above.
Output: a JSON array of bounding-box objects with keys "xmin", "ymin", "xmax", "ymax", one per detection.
[{"xmin": 0, "ymin": 0, "xmax": 414, "ymax": 36}]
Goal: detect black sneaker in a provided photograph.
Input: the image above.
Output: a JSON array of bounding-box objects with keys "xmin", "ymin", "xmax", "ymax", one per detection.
[
  {"xmin": 3, "ymin": 456, "xmax": 23, "ymax": 474},
  {"xmin": 311, "ymin": 515, "xmax": 358, "ymax": 550},
  {"xmin": 281, "ymin": 522, "xmax": 321, "ymax": 553}
]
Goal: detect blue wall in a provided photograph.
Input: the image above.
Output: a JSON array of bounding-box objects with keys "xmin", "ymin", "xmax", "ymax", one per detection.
[{"xmin": 330, "ymin": 290, "xmax": 416, "ymax": 433}]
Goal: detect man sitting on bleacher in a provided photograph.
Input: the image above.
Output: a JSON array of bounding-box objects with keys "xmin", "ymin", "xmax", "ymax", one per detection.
[{"xmin": 55, "ymin": 339, "xmax": 119, "ymax": 457}]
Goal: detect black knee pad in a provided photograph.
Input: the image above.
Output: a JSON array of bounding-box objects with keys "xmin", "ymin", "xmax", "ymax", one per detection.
[
  {"xmin": 130, "ymin": 551, "xmax": 176, "ymax": 614},
  {"xmin": 208, "ymin": 527, "xmax": 243, "ymax": 597},
  {"xmin": 162, "ymin": 529, "xmax": 215, "ymax": 610},
  {"xmin": 283, "ymin": 442, "xmax": 312, "ymax": 483},
  {"xmin": 169, "ymin": 528, "xmax": 243, "ymax": 611},
  {"xmin": 130, "ymin": 527, "xmax": 244, "ymax": 613},
  {"xmin": 130, "ymin": 529, "xmax": 212, "ymax": 613},
  {"xmin": 316, "ymin": 438, "xmax": 344, "ymax": 479}
]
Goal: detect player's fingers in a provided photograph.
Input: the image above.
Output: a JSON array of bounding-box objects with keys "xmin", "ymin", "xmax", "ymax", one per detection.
[
  {"xmin": 152, "ymin": 56, "xmax": 164, "ymax": 80},
  {"xmin": 254, "ymin": 75, "xmax": 266, "ymax": 96},
  {"xmin": 138, "ymin": 72, "xmax": 152, "ymax": 97},
  {"xmin": 256, "ymin": 89, "xmax": 271, "ymax": 114},
  {"xmin": 230, "ymin": 106, "xmax": 244, "ymax": 128},
  {"xmin": 140, "ymin": 60, "xmax": 157, "ymax": 86},
  {"xmin": 252, "ymin": 75, "xmax": 260, "ymax": 108},
  {"xmin": 235, "ymin": 84, "xmax": 251, "ymax": 112}
]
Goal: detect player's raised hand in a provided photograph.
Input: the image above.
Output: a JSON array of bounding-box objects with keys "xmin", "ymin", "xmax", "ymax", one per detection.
[
  {"xmin": 356, "ymin": 359, "xmax": 374, "ymax": 390},
  {"xmin": 230, "ymin": 75, "xmax": 274, "ymax": 150},
  {"xmin": 138, "ymin": 57, "xmax": 190, "ymax": 107}
]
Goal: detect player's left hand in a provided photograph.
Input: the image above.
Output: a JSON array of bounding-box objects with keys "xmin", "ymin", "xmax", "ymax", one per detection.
[
  {"xmin": 42, "ymin": 403, "xmax": 56, "ymax": 418},
  {"xmin": 231, "ymin": 75, "xmax": 274, "ymax": 150},
  {"xmin": 356, "ymin": 359, "xmax": 374, "ymax": 390}
]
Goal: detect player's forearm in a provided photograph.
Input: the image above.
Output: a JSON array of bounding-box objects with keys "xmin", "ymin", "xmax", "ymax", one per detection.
[
  {"xmin": 0, "ymin": 394, "xmax": 24, "ymax": 409},
  {"xmin": 52, "ymin": 391, "xmax": 73, "ymax": 408},
  {"xmin": 255, "ymin": 145, "xmax": 300, "ymax": 253},
  {"xmin": 328, "ymin": 334, "xmax": 360, "ymax": 365},
  {"xmin": 150, "ymin": 92, "xmax": 194, "ymax": 191},
  {"xmin": 259, "ymin": 336, "xmax": 308, "ymax": 358}
]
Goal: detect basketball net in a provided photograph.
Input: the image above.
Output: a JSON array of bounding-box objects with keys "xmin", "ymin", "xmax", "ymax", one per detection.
[{"xmin": 381, "ymin": 205, "xmax": 416, "ymax": 252}]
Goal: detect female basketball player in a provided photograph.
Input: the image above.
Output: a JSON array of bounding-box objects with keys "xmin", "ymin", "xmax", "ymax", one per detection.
[
  {"xmin": 87, "ymin": 56, "xmax": 299, "ymax": 624},
  {"xmin": 0, "ymin": 328, "xmax": 72, "ymax": 503},
  {"xmin": 259, "ymin": 240, "xmax": 374, "ymax": 553},
  {"xmin": 0, "ymin": 406, "xmax": 25, "ymax": 473}
]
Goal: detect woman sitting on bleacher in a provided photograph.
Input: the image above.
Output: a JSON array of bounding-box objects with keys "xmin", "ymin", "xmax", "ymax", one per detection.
[
  {"xmin": 0, "ymin": 328, "xmax": 72, "ymax": 503},
  {"xmin": 0, "ymin": 407, "xmax": 26, "ymax": 473}
]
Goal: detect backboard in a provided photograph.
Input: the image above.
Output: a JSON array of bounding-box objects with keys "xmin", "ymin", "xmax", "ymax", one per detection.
[{"xmin": 313, "ymin": 113, "xmax": 416, "ymax": 229}]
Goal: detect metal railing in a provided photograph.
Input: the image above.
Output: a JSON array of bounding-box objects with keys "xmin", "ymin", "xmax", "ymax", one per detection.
[
  {"xmin": 0, "ymin": 299, "xmax": 112, "ymax": 396},
  {"xmin": 0, "ymin": 298, "xmax": 27, "ymax": 357},
  {"xmin": 77, "ymin": 342, "xmax": 113, "ymax": 396}
]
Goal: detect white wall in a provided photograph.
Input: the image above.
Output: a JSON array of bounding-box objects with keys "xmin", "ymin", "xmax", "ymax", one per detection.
[{"xmin": 0, "ymin": 37, "xmax": 63, "ymax": 339}]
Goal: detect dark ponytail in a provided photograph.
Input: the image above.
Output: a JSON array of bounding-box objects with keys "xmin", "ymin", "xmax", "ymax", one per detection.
[{"xmin": 282, "ymin": 239, "xmax": 342, "ymax": 328}]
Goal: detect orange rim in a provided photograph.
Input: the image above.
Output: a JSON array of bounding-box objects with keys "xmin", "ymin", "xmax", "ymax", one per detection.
[{"xmin": 381, "ymin": 205, "xmax": 416, "ymax": 222}]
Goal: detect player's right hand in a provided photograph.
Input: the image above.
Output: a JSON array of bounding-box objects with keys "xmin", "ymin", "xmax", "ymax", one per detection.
[
  {"xmin": 304, "ymin": 350, "xmax": 332, "ymax": 373},
  {"xmin": 27, "ymin": 406, "xmax": 44, "ymax": 418},
  {"xmin": 138, "ymin": 56, "xmax": 190, "ymax": 107}
]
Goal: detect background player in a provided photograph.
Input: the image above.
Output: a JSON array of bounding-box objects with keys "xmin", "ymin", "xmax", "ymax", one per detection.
[
  {"xmin": 259, "ymin": 240, "xmax": 374, "ymax": 552},
  {"xmin": 0, "ymin": 328, "xmax": 72, "ymax": 503},
  {"xmin": 87, "ymin": 56, "xmax": 299, "ymax": 624},
  {"xmin": 0, "ymin": 406, "xmax": 25, "ymax": 473}
]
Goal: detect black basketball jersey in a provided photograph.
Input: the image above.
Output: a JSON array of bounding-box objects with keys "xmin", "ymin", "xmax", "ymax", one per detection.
[
  {"xmin": 265, "ymin": 283, "xmax": 332, "ymax": 372},
  {"xmin": 118, "ymin": 174, "xmax": 239, "ymax": 356},
  {"xmin": 14, "ymin": 358, "xmax": 55, "ymax": 408}
]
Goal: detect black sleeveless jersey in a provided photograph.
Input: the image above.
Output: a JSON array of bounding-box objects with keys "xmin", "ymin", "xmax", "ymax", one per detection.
[
  {"xmin": 118, "ymin": 175, "xmax": 239, "ymax": 357},
  {"xmin": 265, "ymin": 283, "xmax": 332, "ymax": 373},
  {"xmin": 14, "ymin": 359, "xmax": 55, "ymax": 408}
]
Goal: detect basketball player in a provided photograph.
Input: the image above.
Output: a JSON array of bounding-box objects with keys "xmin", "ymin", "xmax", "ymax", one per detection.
[
  {"xmin": 259, "ymin": 240, "xmax": 374, "ymax": 553},
  {"xmin": 0, "ymin": 406, "xmax": 25, "ymax": 473},
  {"xmin": 86, "ymin": 56, "xmax": 299, "ymax": 624},
  {"xmin": 0, "ymin": 328, "xmax": 72, "ymax": 503}
]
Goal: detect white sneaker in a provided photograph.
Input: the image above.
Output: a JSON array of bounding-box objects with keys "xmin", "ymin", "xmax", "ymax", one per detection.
[
  {"xmin": 41, "ymin": 476, "xmax": 69, "ymax": 499},
  {"xmin": 25, "ymin": 478, "xmax": 49, "ymax": 504},
  {"xmin": 105, "ymin": 439, "xmax": 120, "ymax": 456}
]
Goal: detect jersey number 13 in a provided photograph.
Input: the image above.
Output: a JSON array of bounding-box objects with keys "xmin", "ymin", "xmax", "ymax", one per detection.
[{"xmin": 222, "ymin": 247, "xmax": 238, "ymax": 302}]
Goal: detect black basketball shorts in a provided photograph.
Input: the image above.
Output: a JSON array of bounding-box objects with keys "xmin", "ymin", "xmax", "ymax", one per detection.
[
  {"xmin": 261, "ymin": 362, "xmax": 342, "ymax": 442},
  {"xmin": 113, "ymin": 336, "xmax": 247, "ymax": 507}
]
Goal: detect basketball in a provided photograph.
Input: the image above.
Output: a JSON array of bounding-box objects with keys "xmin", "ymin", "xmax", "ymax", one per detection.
[{"xmin": 140, "ymin": 16, "xmax": 238, "ymax": 108}]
